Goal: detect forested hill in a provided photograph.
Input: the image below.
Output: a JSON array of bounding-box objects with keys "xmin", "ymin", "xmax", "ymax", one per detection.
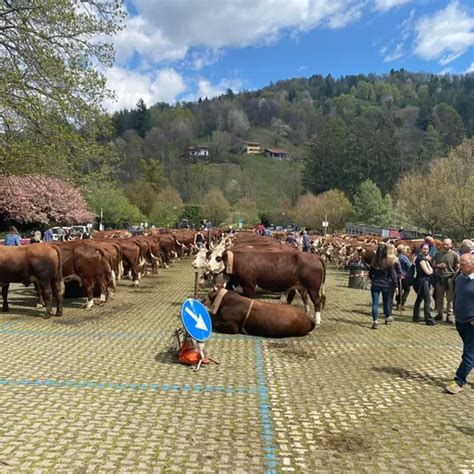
[
  {"xmin": 112, "ymin": 70, "xmax": 472, "ymax": 197},
  {"xmin": 102, "ymin": 70, "xmax": 474, "ymax": 234}
]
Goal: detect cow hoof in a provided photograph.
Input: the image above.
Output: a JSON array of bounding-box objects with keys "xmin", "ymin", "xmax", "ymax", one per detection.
[
  {"xmin": 42, "ymin": 313, "xmax": 51, "ymax": 320},
  {"xmin": 54, "ymin": 311, "xmax": 63, "ymax": 317},
  {"xmin": 2, "ymin": 306, "xmax": 9, "ymax": 313}
]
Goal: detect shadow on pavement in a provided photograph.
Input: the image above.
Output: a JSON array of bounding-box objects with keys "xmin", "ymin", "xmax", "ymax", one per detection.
[{"xmin": 373, "ymin": 366, "xmax": 446, "ymax": 388}]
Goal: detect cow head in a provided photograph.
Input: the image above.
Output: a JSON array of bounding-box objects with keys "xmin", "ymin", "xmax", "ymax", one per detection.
[
  {"xmin": 207, "ymin": 249, "xmax": 226, "ymax": 274},
  {"xmin": 191, "ymin": 248, "xmax": 211, "ymax": 269}
]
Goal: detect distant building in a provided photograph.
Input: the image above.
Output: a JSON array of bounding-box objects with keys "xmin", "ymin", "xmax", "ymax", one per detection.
[
  {"xmin": 242, "ymin": 141, "xmax": 262, "ymax": 155},
  {"xmin": 186, "ymin": 146, "xmax": 209, "ymax": 159},
  {"xmin": 264, "ymin": 147, "xmax": 289, "ymax": 160}
]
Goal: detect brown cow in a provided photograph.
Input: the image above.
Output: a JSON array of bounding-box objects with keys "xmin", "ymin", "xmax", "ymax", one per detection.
[
  {"xmin": 0, "ymin": 243, "xmax": 63, "ymax": 318},
  {"xmin": 203, "ymin": 288, "xmax": 315, "ymax": 338},
  {"xmin": 53, "ymin": 241, "xmax": 112, "ymax": 309},
  {"xmin": 207, "ymin": 249, "xmax": 326, "ymax": 325}
]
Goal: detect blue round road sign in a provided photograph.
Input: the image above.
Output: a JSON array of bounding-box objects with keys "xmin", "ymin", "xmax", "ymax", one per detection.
[{"xmin": 181, "ymin": 298, "xmax": 212, "ymax": 342}]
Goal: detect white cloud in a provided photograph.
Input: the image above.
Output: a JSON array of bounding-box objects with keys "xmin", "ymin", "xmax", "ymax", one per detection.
[
  {"xmin": 374, "ymin": 0, "xmax": 411, "ymax": 12},
  {"xmin": 114, "ymin": 0, "xmax": 365, "ymax": 66},
  {"xmin": 182, "ymin": 78, "xmax": 245, "ymax": 102},
  {"xmin": 103, "ymin": 67, "xmax": 186, "ymax": 112},
  {"xmin": 381, "ymin": 42, "xmax": 404, "ymax": 61},
  {"xmin": 414, "ymin": 1, "xmax": 474, "ymax": 65},
  {"xmin": 466, "ymin": 62, "xmax": 474, "ymax": 73}
]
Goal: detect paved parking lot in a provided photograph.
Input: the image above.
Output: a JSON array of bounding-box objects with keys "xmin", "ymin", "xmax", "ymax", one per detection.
[{"xmin": 0, "ymin": 259, "xmax": 472, "ymax": 473}]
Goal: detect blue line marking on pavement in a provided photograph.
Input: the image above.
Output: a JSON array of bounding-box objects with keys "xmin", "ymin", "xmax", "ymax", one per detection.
[
  {"xmin": 255, "ymin": 340, "xmax": 279, "ymax": 474},
  {"xmin": 0, "ymin": 377, "xmax": 259, "ymax": 395},
  {"xmin": 0, "ymin": 320, "xmax": 21, "ymax": 328}
]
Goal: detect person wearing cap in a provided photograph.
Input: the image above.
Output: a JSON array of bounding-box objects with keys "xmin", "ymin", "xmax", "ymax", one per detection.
[
  {"xmin": 432, "ymin": 238, "xmax": 459, "ymax": 324},
  {"xmin": 413, "ymin": 243, "xmax": 438, "ymax": 326},
  {"xmin": 445, "ymin": 253, "xmax": 474, "ymax": 394}
]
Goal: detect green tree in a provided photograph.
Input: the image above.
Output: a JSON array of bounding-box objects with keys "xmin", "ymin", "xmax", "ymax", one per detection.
[
  {"xmin": 134, "ymin": 99, "xmax": 151, "ymax": 138},
  {"xmin": 417, "ymin": 125, "xmax": 444, "ymax": 169},
  {"xmin": 432, "ymin": 103, "xmax": 465, "ymax": 149},
  {"xmin": 292, "ymin": 190, "xmax": 353, "ymax": 231},
  {"xmin": 85, "ymin": 183, "xmax": 144, "ymax": 226},
  {"xmin": 201, "ymin": 189, "xmax": 230, "ymax": 226},
  {"xmin": 230, "ymin": 197, "xmax": 260, "ymax": 227},
  {"xmin": 181, "ymin": 205, "xmax": 203, "ymax": 228},
  {"xmin": 0, "ymin": 1, "xmax": 124, "ymax": 176},
  {"xmin": 149, "ymin": 187, "xmax": 184, "ymax": 227},
  {"xmin": 398, "ymin": 139, "xmax": 474, "ymax": 238},
  {"xmin": 353, "ymin": 180, "xmax": 394, "ymax": 227}
]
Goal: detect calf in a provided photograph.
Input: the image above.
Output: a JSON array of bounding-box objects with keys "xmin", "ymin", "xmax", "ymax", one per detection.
[{"xmin": 204, "ymin": 288, "xmax": 315, "ymax": 338}]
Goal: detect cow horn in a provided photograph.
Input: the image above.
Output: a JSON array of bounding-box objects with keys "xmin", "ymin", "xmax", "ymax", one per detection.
[{"xmin": 150, "ymin": 251, "xmax": 161, "ymax": 261}]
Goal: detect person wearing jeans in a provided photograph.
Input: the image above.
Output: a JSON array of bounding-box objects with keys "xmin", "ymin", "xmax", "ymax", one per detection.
[
  {"xmin": 369, "ymin": 244, "xmax": 398, "ymax": 329},
  {"xmin": 445, "ymin": 253, "xmax": 474, "ymax": 394},
  {"xmin": 413, "ymin": 244, "xmax": 438, "ymax": 326}
]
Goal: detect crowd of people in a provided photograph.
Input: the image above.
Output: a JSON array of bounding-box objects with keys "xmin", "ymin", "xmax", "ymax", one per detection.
[
  {"xmin": 2, "ymin": 226, "xmax": 90, "ymax": 245},
  {"xmin": 368, "ymin": 236, "xmax": 474, "ymax": 394}
]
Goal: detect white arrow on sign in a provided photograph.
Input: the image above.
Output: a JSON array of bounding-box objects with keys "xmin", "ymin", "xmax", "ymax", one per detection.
[{"xmin": 185, "ymin": 306, "xmax": 208, "ymax": 331}]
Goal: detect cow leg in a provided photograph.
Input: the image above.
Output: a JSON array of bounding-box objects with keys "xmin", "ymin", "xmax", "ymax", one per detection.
[
  {"xmin": 34, "ymin": 281, "xmax": 45, "ymax": 308},
  {"xmin": 286, "ymin": 289, "xmax": 297, "ymax": 305},
  {"xmin": 2, "ymin": 284, "xmax": 9, "ymax": 312},
  {"xmin": 40, "ymin": 283, "xmax": 53, "ymax": 319},
  {"xmin": 241, "ymin": 284, "xmax": 255, "ymax": 299},
  {"xmin": 308, "ymin": 288, "xmax": 322, "ymax": 325},
  {"xmin": 96, "ymin": 278, "xmax": 108, "ymax": 305},
  {"xmin": 52, "ymin": 279, "xmax": 64, "ymax": 317},
  {"xmin": 82, "ymin": 280, "xmax": 95, "ymax": 309},
  {"xmin": 298, "ymin": 289, "xmax": 311, "ymax": 314}
]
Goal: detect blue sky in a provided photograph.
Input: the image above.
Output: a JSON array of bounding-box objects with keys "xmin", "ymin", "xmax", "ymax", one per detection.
[{"xmin": 103, "ymin": 0, "xmax": 474, "ymax": 112}]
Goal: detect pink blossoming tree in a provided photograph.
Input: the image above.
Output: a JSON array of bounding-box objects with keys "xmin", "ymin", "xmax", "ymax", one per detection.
[{"xmin": 0, "ymin": 175, "xmax": 96, "ymax": 225}]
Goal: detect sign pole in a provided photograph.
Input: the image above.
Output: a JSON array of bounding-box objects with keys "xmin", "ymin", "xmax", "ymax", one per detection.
[{"xmin": 193, "ymin": 271, "xmax": 199, "ymax": 299}]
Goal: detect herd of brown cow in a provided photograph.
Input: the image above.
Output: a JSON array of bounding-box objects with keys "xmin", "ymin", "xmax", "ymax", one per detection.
[
  {"xmin": 0, "ymin": 228, "xmax": 219, "ymax": 319},
  {"xmin": 0, "ymin": 226, "xmax": 441, "ymax": 340}
]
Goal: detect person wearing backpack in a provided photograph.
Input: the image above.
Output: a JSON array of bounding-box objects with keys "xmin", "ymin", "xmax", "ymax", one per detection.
[
  {"xmin": 368, "ymin": 244, "xmax": 398, "ymax": 329},
  {"xmin": 395, "ymin": 245, "xmax": 412, "ymax": 311},
  {"xmin": 413, "ymin": 244, "xmax": 438, "ymax": 326}
]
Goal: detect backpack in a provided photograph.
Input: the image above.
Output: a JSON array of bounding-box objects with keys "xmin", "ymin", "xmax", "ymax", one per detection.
[{"xmin": 404, "ymin": 263, "xmax": 416, "ymax": 286}]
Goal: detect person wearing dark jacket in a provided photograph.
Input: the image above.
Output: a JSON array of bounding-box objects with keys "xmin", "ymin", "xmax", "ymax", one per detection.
[
  {"xmin": 369, "ymin": 244, "xmax": 398, "ymax": 329},
  {"xmin": 445, "ymin": 253, "xmax": 474, "ymax": 394},
  {"xmin": 413, "ymin": 244, "xmax": 438, "ymax": 326}
]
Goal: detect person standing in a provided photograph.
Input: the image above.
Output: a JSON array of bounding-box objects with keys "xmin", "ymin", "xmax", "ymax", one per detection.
[
  {"xmin": 395, "ymin": 245, "xmax": 412, "ymax": 310},
  {"xmin": 302, "ymin": 230, "xmax": 311, "ymax": 252},
  {"xmin": 30, "ymin": 230, "xmax": 42, "ymax": 244},
  {"xmin": 445, "ymin": 253, "xmax": 474, "ymax": 394},
  {"xmin": 413, "ymin": 243, "xmax": 438, "ymax": 326},
  {"xmin": 4, "ymin": 226, "xmax": 21, "ymax": 246},
  {"xmin": 432, "ymin": 238, "xmax": 459, "ymax": 324},
  {"xmin": 369, "ymin": 244, "xmax": 398, "ymax": 329},
  {"xmin": 459, "ymin": 239, "xmax": 473, "ymax": 255}
]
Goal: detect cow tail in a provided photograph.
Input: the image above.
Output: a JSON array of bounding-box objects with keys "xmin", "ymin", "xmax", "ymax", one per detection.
[
  {"xmin": 320, "ymin": 257, "xmax": 326, "ymax": 309},
  {"xmin": 54, "ymin": 246, "xmax": 65, "ymax": 296}
]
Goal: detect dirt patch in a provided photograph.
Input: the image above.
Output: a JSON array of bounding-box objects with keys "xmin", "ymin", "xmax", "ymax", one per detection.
[
  {"xmin": 267, "ymin": 341, "xmax": 317, "ymax": 360},
  {"xmin": 318, "ymin": 431, "xmax": 374, "ymax": 454}
]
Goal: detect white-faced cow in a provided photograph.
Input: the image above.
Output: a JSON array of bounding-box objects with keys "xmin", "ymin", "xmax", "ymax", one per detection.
[{"xmin": 206, "ymin": 249, "xmax": 326, "ymax": 325}]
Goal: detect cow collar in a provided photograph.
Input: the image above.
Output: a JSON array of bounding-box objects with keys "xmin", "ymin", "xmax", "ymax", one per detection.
[
  {"xmin": 210, "ymin": 288, "xmax": 228, "ymax": 315},
  {"xmin": 240, "ymin": 299, "xmax": 255, "ymax": 335},
  {"xmin": 225, "ymin": 250, "xmax": 234, "ymax": 274}
]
